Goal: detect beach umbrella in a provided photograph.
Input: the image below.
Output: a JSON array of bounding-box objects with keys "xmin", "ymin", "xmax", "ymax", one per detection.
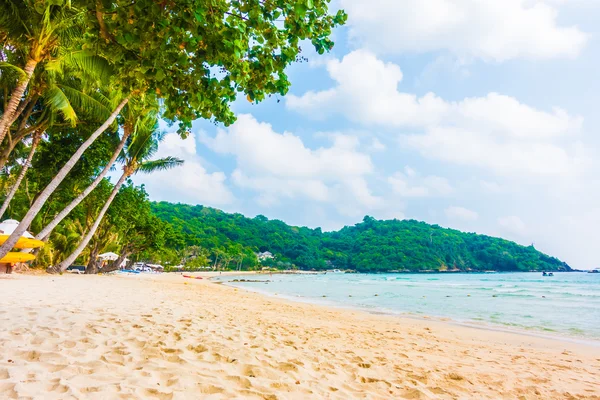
[
  {"xmin": 0, "ymin": 219, "xmax": 44, "ymax": 273},
  {"xmin": 98, "ymin": 252, "xmax": 119, "ymax": 261},
  {"xmin": 0, "ymin": 219, "xmax": 45, "ymax": 250}
]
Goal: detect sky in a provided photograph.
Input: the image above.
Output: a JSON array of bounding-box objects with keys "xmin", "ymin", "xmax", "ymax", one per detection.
[{"xmin": 131, "ymin": 0, "xmax": 600, "ymax": 270}]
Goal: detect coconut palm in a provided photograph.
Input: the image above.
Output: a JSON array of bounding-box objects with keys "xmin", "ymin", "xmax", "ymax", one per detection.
[
  {"xmin": 50, "ymin": 110, "xmax": 183, "ymax": 273},
  {"xmin": 0, "ymin": 3, "xmax": 126, "ymax": 261},
  {"xmin": 0, "ymin": 49, "xmax": 114, "ymax": 171},
  {"xmin": 0, "ymin": 94, "xmax": 128, "ymax": 260},
  {"xmin": 0, "ymin": 45, "xmax": 124, "ymax": 260},
  {"xmin": 0, "ymin": 129, "xmax": 42, "ymax": 219},
  {"xmin": 0, "ymin": 0, "xmax": 84, "ymax": 141}
]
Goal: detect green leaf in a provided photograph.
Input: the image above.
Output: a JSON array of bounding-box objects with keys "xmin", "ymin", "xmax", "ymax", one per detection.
[
  {"xmin": 0, "ymin": 62, "xmax": 27, "ymax": 82},
  {"xmin": 43, "ymin": 86, "xmax": 77, "ymax": 125},
  {"xmin": 295, "ymin": 3, "xmax": 307, "ymax": 17},
  {"xmin": 307, "ymin": 0, "xmax": 314, "ymax": 9}
]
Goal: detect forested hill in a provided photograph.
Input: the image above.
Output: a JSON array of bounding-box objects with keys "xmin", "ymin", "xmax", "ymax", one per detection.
[{"xmin": 151, "ymin": 202, "xmax": 571, "ymax": 273}]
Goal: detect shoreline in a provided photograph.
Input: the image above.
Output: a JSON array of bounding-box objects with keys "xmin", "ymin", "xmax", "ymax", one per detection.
[
  {"xmin": 2, "ymin": 273, "xmax": 599, "ymax": 399},
  {"xmin": 214, "ymin": 273, "xmax": 600, "ymax": 348}
]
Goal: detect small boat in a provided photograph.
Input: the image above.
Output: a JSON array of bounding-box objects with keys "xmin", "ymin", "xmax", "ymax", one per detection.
[
  {"xmin": 183, "ymin": 275, "xmax": 203, "ymax": 280},
  {"xmin": 548, "ymin": 272, "xmax": 554, "ymax": 276},
  {"xmin": 542, "ymin": 272, "xmax": 548, "ymax": 276}
]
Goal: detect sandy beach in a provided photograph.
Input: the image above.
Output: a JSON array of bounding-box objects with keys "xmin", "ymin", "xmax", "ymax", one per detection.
[{"xmin": 1, "ymin": 273, "xmax": 599, "ymax": 399}]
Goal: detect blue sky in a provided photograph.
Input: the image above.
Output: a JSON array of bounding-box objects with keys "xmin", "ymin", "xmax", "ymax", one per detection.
[{"xmin": 133, "ymin": 0, "xmax": 600, "ymax": 270}]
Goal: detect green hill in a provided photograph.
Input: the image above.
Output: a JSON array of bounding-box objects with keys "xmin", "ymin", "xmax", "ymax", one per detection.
[{"xmin": 151, "ymin": 202, "xmax": 571, "ymax": 273}]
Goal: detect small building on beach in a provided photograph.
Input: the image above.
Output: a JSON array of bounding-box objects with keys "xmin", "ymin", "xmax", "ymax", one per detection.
[{"xmin": 257, "ymin": 251, "xmax": 274, "ymax": 261}]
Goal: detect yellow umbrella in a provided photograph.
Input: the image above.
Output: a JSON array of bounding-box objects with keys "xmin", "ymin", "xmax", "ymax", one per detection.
[
  {"xmin": 0, "ymin": 252, "xmax": 35, "ymax": 263},
  {"xmin": 0, "ymin": 235, "xmax": 45, "ymax": 250},
  {"xmin": 0, "ymin": 219, "xmax": 45, "ymax": 250}
]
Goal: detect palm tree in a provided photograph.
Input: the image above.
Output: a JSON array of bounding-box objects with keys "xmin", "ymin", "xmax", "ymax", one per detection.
[
  {"xmin": 0, "ymin": 129, "xmax": 42, "ymax": 219},
  {"xmin": 0, "ymin": 41, "xmax": 126, "ymax": 261},
  {"xmin": 212, "ymin": 249, "xmax": 222, "ymax": 271},
  {"xmin": 0, "ymin": 50, "xmax": 114, "ymax": 171},
  {"xmin": 50, "ymin": 110, "xmax": 183, "ymax": 273},
  {"xmin": 0, "ymin": 0, "xmax": 84, "ymax": 141},
  {"xmin": 0, "ymin": 54, "xmax": 112, "ymax": 221},
  {"xmin": 0, "ymin": 95, "xmax": 128, "ymax": 261}
]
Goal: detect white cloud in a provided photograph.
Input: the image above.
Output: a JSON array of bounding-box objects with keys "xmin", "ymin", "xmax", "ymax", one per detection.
[
  {"xmin": 388, "ymin": 167, "xmax": 453, "ymax": 198},
  {"xmin": 202, "ymin": 115, "xmax": 373, "ymax": 181},
  {"xmin": 231, "ymin": 170, "xmax": 330, "ymax": 205},
  {"xmin": 132, "ymin": 132, "xmax": 234, "ymax": 206},
  {"xmin": 368, "ymin": 138, "xmax": 386, "ymax": 152},
  {"xmin": 200, "ymin": 114, "xmax": 382, "ymax": 211},
  {"xmin": 402, "ymin": 127, "xmax": 587, "ymax": 178},
  {"xmin": 480, "ymin": 180, "xmax": 503, "ymax": 193},
  {"xmin": 445, "ymin": 206, "xmax": 479, "ymax": 221},
  {"xmin": 287, "ymin": 50, "xmax": 586, "ymax": 178},
  {"xmin": 287, "ymin": 50, "xmax": 449, "ymax": 128},
  {"xmin": 498, "ymin": 215, "xmax": 527, "ymax": 236},
  {"xmin": 288, "ymin": 50, "xmax": 582, "ymax": 135},
  {"xmin": 340, "ymin": 0, "xmax": 588, "ymax": 61}
]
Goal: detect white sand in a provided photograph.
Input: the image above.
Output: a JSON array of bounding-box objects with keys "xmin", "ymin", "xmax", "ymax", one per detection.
[{"xmin": 1, "ymin": 273, "xmax": 599, "ymax": 399}]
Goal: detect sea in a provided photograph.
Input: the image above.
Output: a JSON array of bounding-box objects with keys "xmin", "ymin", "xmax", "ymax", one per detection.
[{"xmin": 217, "ymin": 272, "xmax": 600, "ymax": 341}]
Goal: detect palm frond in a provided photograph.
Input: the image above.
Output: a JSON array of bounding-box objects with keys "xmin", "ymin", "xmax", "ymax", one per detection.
[
  {"xmin": 135, "ymin": 157, "xmax": 184, "ymax": 174},
  {"xmin": 57, "ymin": 84, "xmax": 111, "ymax": 122},
  {"xmin": 58, "ymin": 51, "xmax": 113, "ymax": 85},
  {"xmin": 43, "ymin": 85, "xmax": 77, "ymax": 125},
  {"xmin": 0, "ymin": 61, "xmax": 26, "ymax": 78},
  {"xmin": 126, "ymin": 112, "xmax": 160, "ymax": 161},
  {"xmin": 44, "ymin": 58, "xmax": 64, "ymax": 78}
]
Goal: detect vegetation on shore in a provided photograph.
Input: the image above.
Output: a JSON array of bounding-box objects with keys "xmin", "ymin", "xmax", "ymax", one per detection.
[
  {"xmin": 0, "ymin": 0, "xmax": 345, "ymax": 273},
  {"xmin": 151, "ymin": 202, "xmax": 572, "ymax": 273}
]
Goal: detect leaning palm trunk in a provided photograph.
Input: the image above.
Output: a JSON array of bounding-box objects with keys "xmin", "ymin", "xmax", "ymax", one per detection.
[
  {"xmin": 51, "ymin": 171, "xmax": 129, "ymax": 273},
  {"xmin": 0, "ymin": 59, "xmax": 38, "ymax": 143},
  {"xmin": 212, "ymin": 253, "xmax": 219, "ymax": 270},
  {"xmin": 0, "ymin": 131, "xmax": 42, "ymax": 219},
  {"xmin": 0, "ymin": 97, "xmax": 129, "ymax": 261},
  {"xmin": 35, "ymin": 130, "xmax": 130, "ymax": 240},
  {"xmin": 0, "ymin": 97, "xmax": 40, "ymax": 171}
]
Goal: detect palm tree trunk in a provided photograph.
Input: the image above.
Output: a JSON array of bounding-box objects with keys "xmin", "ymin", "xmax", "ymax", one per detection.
[
  {"xmin": 0, "ymin": 98, "xmax": 37, "ymax": 171},
  {"xmin": 51, "ymin": 171, "xmax": 129, "ymax": 273},
  {"xmin": 0, "ymin": 59, "xmax": 37, "ymax": 143},
  {"xmin": 85, "ymin": 243, "xmax": 101, "ymax": 274},
  {"xmin": 0, "ymin": 139, "xmax": 17, "ymax": 172},
  {"xmin": 0, "ymin": 131, "xmax": 41, "ymax": 219},
  {"xmin": 0, "ymin": 96, "xmax": 129, "ymax": 261},
  {"xmin": 35, "ymin": 130, "xmax": 130, "ymax": 240},
  {"xmin": 0, "ymin": 117, "xmax": 44, "ymax": 171}
]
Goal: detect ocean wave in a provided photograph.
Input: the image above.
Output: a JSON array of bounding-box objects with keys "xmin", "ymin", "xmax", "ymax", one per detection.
[{"xmin": 494, "ymin": 293, "xmax": 537, "ymax": 298}]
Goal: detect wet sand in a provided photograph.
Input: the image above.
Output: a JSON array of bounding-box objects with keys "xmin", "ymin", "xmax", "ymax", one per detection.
[{"xmin": 1, "ymin": 273, "xmax": 599, "ymax": 399}]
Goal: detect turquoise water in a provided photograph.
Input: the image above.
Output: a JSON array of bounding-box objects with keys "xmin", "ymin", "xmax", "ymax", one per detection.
[{"xmin": 219, "ymin": 272, "xmax": 600, "ymax": 340}]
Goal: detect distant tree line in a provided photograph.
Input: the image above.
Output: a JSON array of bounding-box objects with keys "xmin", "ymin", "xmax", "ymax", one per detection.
[{"xmin": 151, "ymin": 203, "xmax": 572, "ymax": 273}]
